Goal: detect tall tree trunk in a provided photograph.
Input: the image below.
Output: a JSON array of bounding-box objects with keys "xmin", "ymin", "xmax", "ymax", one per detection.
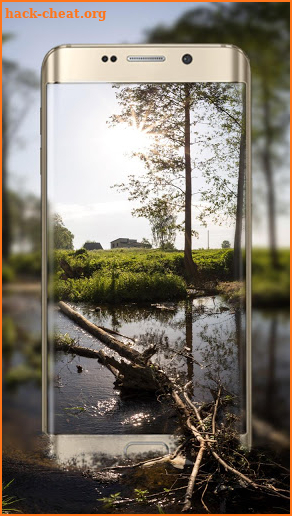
[
  {"xmin": 233, "ymin": 88, "xmax": 246, "ymax": 280},
  {"xmin": 2, "ymin": 100, "xmax": 10, "ymax": 261},
  {"xmin": 262, "ymin": 82, "xmax": 278, "ymax": 268},
  {"xmin": 184, "ymin": 84, "xmax": 198, "ymax": 284}
]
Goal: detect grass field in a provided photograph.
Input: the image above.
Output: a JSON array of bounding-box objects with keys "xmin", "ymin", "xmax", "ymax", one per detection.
[
  {"xmin": 4, "ymin": 247, "xmax": 289, "ymax": 306},
  {"xmin": 52, "ymin": 248, "xmax": 233, "ymax": 303}
]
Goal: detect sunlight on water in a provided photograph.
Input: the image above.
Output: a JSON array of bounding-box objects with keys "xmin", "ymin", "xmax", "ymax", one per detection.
[
  {"xmin": 122, "ymin": 412, "xmax": 154, "ymax": 427},
  {"xmin": 88, "ymin": 398, "xmax": 119, "ymax": 417}
]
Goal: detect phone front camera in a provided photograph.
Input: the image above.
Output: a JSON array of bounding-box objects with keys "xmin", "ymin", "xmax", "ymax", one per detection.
[
  {"xmin": 182, "ymin": 54, "xmax": 193, "ymax": 65},
  {"xmin": 101, "ymin": 55, "xmax": 108, "ymax": 62},
  {"xmin": 110, "ymin": 55, "xmax": 117, "ymax": 62}
]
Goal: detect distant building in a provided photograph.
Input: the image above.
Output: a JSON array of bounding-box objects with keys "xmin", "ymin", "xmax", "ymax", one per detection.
[
  {"xmin": 111, "ymin": 238, "xmax": 143, "ymax": 249},
  {"xmin": 83, "ymin": 241, "xmax": 103, "ymax": 250}
]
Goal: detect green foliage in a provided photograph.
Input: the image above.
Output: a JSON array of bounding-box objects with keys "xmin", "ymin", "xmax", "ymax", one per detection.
[
  {"xmin": 110, "ymin": 82, "xmax": 244, "ymax": 259},
  {"xmin": 5, "ymin": 364, "xmax": 41, "ymax": 389},
  {"xmin": 252, "ymin": 248, "xmax": 290, "ymax": 274},
  {"xmin": 54, "ymin": 213, "xmax": 74, "ymax": 250},
  {"xmin": 221, "ymin": 240, "xmax": 231, "ymax": 249},
  {"xmin": 219, "ymin": 249, "xmax": 290, "ymax": 307},
  {"xmin": 2, "ymin": 263, "xmax": 15, "ymax": 283},
  {"xmin": 98, "ymin": 492, "xmax": 121, "ymax": 509},
  {"xmin": 9, "ymin": 251, "xmax": 41, "ymax": 277},
  {"xmin": 157, "ymin": 504, "xmax": 166, "ymax": 513},
  {"xmin": 2, "ymin": 480, "xmax": 21, "ymax": 514},
  {"xmin": 64, "ymin": 406, "xmax": 85, "ymax": 413},
  {"xmin": 53, "ymin": 248, "xmax": 236, "ymax": 303},
  {"xmin": 134, "ymin": 488, "xmax": 149, "ymax": 503},
  {"xmin": 252, "ymin": 249, "xmax": 289, "ymax": 307},
  {"xmin": 4, "ymin": 247, "xmax": 288, "ymax": 306},
  {"xmin": 252, "ymin": 270, "xmax": 289, "ymax": 307},
  {"xmin": 3, "ymin": 330, "xmax": 42, "ymax": 390},
  {"xmin": 133, "ymin": 196, "xmax": 177, "ymax": 249},
  {"xmin": 55, "ymin": 270, "xmax": 186, "ymax": 304},
  {"xmin": 74, "ymin": 248, "xmax": 88, "ymax": 257},
  {"xmin": 54, "ymin": 248, "xmax": 233, "ymax": 276},
  {"xmin": 55, "ymin": 332, "xmax": 76, "ymax": 347},
  {"xmin": 141, "ymin": 237, "xmax": 152, "ymax": 249},
  {"xmin": 2, "ymin": 316, "xmax": 17, "ymax": 358}
]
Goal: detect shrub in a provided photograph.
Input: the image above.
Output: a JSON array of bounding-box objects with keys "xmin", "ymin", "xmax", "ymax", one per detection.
[
  {"xmin": 2, "ymin": 263, "xmax": 15, "ymax": 283},
  {"xmin": 55, "ymin": 271, "xmax": 186, "ymax": 304}
]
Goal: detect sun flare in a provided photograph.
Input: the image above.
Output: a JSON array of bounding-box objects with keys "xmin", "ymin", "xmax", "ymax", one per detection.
[
  {"xmin": 113, "ymin": 108, "xmax": 157, "ymax": 154},
  {"xmin": 113, "ymin": 125, "xmax": 152, "ymax": 154}
]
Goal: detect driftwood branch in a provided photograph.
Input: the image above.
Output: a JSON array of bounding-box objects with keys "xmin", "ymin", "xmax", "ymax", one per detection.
[{"xmin": 183, "ymin": 440, "xmax": 206, "ymax": 512}]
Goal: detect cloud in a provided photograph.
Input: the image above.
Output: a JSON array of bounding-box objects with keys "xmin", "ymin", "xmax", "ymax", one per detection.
[{"xmin": 55, "ymin": 200, "xmax": 131, "ymax": 220}]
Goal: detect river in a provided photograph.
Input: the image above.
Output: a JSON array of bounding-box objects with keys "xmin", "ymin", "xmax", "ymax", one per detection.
[{"xmin": 2, "ymin": 289, "xmax": 289, "ymax": 511}]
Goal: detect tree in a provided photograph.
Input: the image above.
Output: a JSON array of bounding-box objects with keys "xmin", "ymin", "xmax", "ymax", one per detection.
[
  {"xmin": 2, "ymin": 36, "xmax": 39, "ymax": 259},
  {"xmin": 195, "ymin": 84, "xmax": 246, "ymax": 279},
  {"xmin": 9, "ymin": 191, "xmax": 40, "ymax": 252},
  {"xmin": 221, "ymin": 240, "xmax": 231, "ymax": 249},
  {"xmin": 54, "ymin": 214, "xmax": 74, "ymax": 250},
  {"xmin": 134, "ymin": 197, "xmax": 177, "ymax": 250},
  {"xmin": 111, "ymin": 83, "xmax": 245, "ymax": 281},
  {"xmin": 110, "ymin": 83, "xmax": 199, "ymax": 282},
  {"xmin": 147, "ymin": 3, "xmax": 289, "ymax": 267},
  {"xmin": 141, "ymin": 238, "xmax": 152, "ymax": 249},
  {"xmin": 110, "ymin": 83, "xmax": 243, "ymax": 283}
]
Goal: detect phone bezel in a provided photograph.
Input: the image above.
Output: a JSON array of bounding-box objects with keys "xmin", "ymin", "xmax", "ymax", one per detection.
[{"xmin": 41, "ymin": 44, "xmax": 252, "ymax": 451}]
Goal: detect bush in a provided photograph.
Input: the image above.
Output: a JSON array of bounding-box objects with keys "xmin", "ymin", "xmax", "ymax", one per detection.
[
  {"xmin": 2, "ymin": 263, "xmax": 15, "ymax": 283},
  {"xmin": 55, "ymin": 271, "xmax": 186, "ymax": 303},
  {"xmin": 9, "ymin": 251, "xmax": 41, "ymax": 277},
  {"xmin": 2, "ymin": 316, "xmax": 17, "ymax": 357},
  {"xmin": 52, "ymin": 247, "xmax": 290, "ymax": 306},
  {"xmin": 5, "ymin": 363, "xmax": 41, "ymax": 389},
  {"xmin": 53, "ymin": 248, "xmax": 235, "ymax": 303}
]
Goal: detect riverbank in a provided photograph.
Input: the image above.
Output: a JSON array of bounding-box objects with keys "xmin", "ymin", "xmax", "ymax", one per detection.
[{"xmin": 3, "ymin": 247, "xmax": 289, "ymax": 307}]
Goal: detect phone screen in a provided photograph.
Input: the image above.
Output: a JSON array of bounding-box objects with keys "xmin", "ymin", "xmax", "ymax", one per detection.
[{"xmin": 46, "ymin": 82, "xmax": 246, "ymax": 440}]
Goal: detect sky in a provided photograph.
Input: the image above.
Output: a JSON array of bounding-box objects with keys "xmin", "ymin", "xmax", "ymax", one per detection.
[
  {"xmin": 3, "ymin": 1, "xmax": 290, "ymax": 248},
  {"xmin": 47, "ymin": 82, "xmax": 239, "ymax": 249},
  {"xmin": 3, "ymin": 1, "xmax": 198, "ymax": 196}
]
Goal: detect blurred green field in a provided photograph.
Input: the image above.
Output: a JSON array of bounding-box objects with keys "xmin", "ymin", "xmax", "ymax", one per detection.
[
  {"xmin": 251, "ymin": 248, "xmax": 290, "ymax": 307},
  {"xmin": 3, "ymin": 248, "xmax": 289, "ymax": 306}
]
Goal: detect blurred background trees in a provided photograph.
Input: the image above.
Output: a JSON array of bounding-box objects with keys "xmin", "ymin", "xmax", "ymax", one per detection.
[{"xmin": 2, "ymin": 33, "xmax": 39, "ymax": 260}]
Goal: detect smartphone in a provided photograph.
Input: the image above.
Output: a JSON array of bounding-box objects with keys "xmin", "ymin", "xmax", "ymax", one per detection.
[{"xmin": 41, "ymin": 45, "xmax": 252, "ymax": 466}]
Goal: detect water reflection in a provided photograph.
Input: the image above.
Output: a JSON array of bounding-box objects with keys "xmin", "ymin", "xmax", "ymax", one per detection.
[
  {"xmin": 51, "ymin": 296, "xmax": 243, "ymax": 434},
  {"xmin": 252, "ymin": 310, "xmax": 290, "ymax": 449},
  {"xmin": 2, "ymin": 291, "xmax": 290, "ymax": 469}
]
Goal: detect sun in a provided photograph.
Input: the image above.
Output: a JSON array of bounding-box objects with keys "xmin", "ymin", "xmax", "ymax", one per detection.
[
  {"xmin": 113, "ymin": 108, "xmax": 156, "ymax": 154},
  {"xmin": 111, "ymin": 125, "xmax": 151, "ymax": 155}
]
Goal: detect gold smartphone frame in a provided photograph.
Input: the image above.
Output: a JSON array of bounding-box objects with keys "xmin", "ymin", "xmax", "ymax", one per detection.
[{"xmin": 41, "ymin": 44, "xmax": 252, "ymax": 450}]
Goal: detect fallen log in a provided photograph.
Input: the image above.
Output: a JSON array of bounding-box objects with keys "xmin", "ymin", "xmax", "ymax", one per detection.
[
  {"xmin": 56, "ymin": 302, "xmax": 167, "ymax": 393},
  {"xmin": 55, "ymin": 337, "xmax": 162, "ymax": 393},
  {"xmin": 58, "ymin": 301, "xmax": 144, "ymax": 364}
]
